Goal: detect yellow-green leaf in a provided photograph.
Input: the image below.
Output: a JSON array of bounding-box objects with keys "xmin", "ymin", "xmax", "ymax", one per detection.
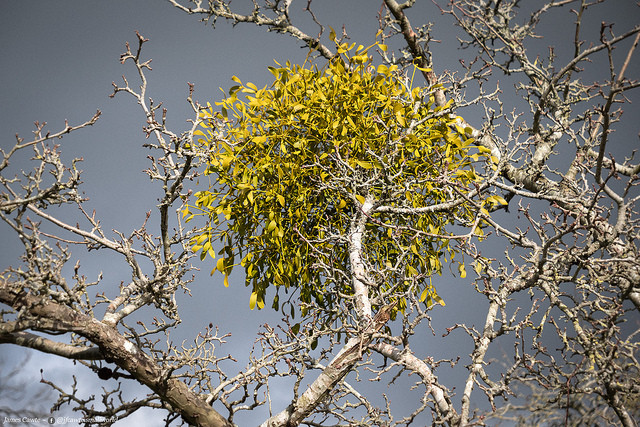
[
  {"xmin": 355, "ymin": 159, "xmax": 373, "ymax": 169},
  {"xmin": 291, "ymin": 323, "xmax": 300, "ymax": 335},
  {"xmin": 458, "ymin": 263, "xmax": 467, "ymax": 278},
  {"xmin": 249, "ymin": 291, "xmax": 257, "ymax": 310},
  {"xmin": 432, "ymin": 293, "xmax": 445, "ymax": 306}
]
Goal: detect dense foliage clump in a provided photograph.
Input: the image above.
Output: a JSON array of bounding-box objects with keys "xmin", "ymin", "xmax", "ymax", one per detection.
[{"xmin": 186, "ymin": 37, "xmax": 495, "ymax": 312}]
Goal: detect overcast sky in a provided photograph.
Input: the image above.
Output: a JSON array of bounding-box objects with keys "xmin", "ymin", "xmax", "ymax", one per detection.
[{"xmin": 1, "ymin": 1, "xmax": 639, "ymax": 425}]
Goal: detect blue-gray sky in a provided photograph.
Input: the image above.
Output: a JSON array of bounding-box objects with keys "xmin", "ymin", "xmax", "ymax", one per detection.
[{"xmin": 1, "ymin": 1, "xmax": 639, "ymax": 425}]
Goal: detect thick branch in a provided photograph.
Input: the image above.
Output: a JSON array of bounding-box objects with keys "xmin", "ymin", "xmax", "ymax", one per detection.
[
  {"xmin": 0, "ymin": 331, "xmax": 103, "ymax": 360},
  {"xmin": 0, "ymin": 288, "xmax": 232, "ymax": 427},
  {"xmin": 261, "ymin": 302, "xmax": 394, "ymax": 426}
]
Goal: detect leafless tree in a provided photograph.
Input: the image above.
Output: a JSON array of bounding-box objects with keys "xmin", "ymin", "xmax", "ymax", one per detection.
[{"xmin": 1, "ymin": 1, "xmax": 639, "ymax": 426}]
